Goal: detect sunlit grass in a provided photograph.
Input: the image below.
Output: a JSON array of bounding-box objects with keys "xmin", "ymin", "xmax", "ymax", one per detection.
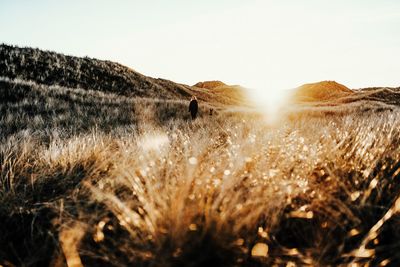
[{"xmin": 2, "ymin": 102, "xmax": 400, "ymax": 266}]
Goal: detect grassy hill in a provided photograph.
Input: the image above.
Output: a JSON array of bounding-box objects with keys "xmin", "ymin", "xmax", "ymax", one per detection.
[
  {"xmin": 193, "ymin": 80, "xmax": 227, "ymax": 89},
  {"xmin": 289, "ymin": 81, "xmax": 400, "ymax": 116},
  {"xmin": 193, "ymin": 80, "xmax": 248, "ymax": 106},
  {"xmin": 0, "ymin": 44, "xmax": 246, "ymax": 105},
  {"xmin": 0, "ymin": 44, "xmax": 250, "ymax": 138},
  {"xmin": 293, "ymin": 81, "xmax": 354, "ymax": 102}
]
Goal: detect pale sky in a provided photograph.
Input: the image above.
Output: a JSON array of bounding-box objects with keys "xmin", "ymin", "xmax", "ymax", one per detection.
[{"xmin": 1, "ymin": 0, "xmax": 399, "ymax": 105}]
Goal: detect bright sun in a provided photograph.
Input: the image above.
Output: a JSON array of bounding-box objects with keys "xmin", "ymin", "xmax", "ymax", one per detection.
[{"xmin": 246, "ymin": 86, "xmax": 293, "ymax": 124}]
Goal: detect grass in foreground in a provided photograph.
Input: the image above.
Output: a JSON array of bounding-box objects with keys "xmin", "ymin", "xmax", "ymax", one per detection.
[{"xmin": 2, "ymin": 100, "xmax": 400, "ymax": 266}]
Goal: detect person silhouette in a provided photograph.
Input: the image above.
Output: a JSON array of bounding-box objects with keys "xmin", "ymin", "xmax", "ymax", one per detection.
[{"xmin": 189, "ymin": 96, "xmax": 198, "ymax": 120}]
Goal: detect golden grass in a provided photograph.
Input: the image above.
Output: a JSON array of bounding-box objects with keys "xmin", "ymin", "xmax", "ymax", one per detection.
[{"xmin": 2, "ymin": 105, "xmax": 400, "ymax": 266}]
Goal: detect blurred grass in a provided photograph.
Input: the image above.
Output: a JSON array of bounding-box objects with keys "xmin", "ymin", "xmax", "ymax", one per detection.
[{"xmin": 1, "ymin": 76, "xmax": 400, "ymax": 266}]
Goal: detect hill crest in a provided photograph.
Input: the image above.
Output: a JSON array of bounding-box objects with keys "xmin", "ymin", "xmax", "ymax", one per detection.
[
  {"xmin": 294, "ymin": 80, "xmax": 354, "ymax": 101},
  {"xmin": 194, "ymin": 80, "xmax": 227, "ymax": 89},
  {"xmin": 0, "ymin": 44, "xmax": 246, "ymax": 105}
]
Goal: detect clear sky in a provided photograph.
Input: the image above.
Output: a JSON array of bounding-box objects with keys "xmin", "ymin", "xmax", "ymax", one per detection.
[{"xmin": 1, "ymin": 0, "xmax": 399, "ymax": 105}]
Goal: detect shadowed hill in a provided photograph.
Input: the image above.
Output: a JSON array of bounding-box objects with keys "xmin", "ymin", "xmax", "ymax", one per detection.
[
  {"xmin": 340, "ymin": 87, "xmax": 400, "ymax": 106},
  {"xmin": 293, "ymin": 81, "xmax": 354, "ymax": 101},
  {"xmin": 0, "ymin": 44, "xmax": 246, "ymax": 105}
]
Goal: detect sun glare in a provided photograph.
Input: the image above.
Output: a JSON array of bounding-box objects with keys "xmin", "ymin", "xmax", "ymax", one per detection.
[{"xmin": 248, "ymin": 86, "xmax": 292, "ymax": 125}]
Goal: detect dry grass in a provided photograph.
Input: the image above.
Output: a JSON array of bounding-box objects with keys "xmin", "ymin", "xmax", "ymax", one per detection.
[
  {"xmin": 0, "ymin": 44, "xmax": 248, "ymax": 106},
  {"xmin": 293, "ymin": 81, "xmax": 354, "ymax": 102},
  {"xmin": 1, "ymin": 81, "xmax": 400, "ymax": 266}
]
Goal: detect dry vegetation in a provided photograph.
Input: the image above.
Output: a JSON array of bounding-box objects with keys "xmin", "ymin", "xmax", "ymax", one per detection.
[
  {"xmin": 2, "ymin": 75, "xmax": 400, "ymax": 266},
  {"xmin": 2, "ymin": 44, "xmax": 400, "ymax": 266},
  {"xmin": 293, "ymin": 81, "xmax": 354, "ymax": 102},
  {"xmin": 0, "ymin": 44, "xmax": 247, "ymax": 106}
]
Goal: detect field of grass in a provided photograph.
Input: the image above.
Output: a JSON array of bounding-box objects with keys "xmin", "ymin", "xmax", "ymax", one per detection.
[{"xmin": 1, "ymin": 75, "xmax": 400, "ymax": 266}]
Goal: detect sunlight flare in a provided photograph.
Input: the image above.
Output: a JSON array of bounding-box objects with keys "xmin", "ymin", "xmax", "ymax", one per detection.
[{"xmin": 248, "ymin": 86, "xmax": 292, "ymax": 124}]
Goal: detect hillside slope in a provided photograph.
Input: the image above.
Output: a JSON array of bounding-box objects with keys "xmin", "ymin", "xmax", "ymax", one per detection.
[
  {"xmin": 0, "ymin": 44, "xmax": 246, "ymax": 105},
  {"xmin": 193, "ymin": 80, "xmax": 248, "ymax": 105},
  {"xmin": 293, "ymin": 81, "xmax": 354, "ymax": 101},
  {"xmin": 194, "ymin": 80, "xmax": 226, "ymax": 89}
]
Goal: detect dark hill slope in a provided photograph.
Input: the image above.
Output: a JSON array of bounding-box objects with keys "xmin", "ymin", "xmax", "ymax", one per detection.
[
  {"xmin": 0, "ymin": 44, "xmax": 192, "ymax": 99},
  {"xmin": 340, "ymin": 87, "xmax": 400, "ymax": 106},
  {"xmin": 0, "ymin": 44, "xmax": 246, "ymax": 105}
]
